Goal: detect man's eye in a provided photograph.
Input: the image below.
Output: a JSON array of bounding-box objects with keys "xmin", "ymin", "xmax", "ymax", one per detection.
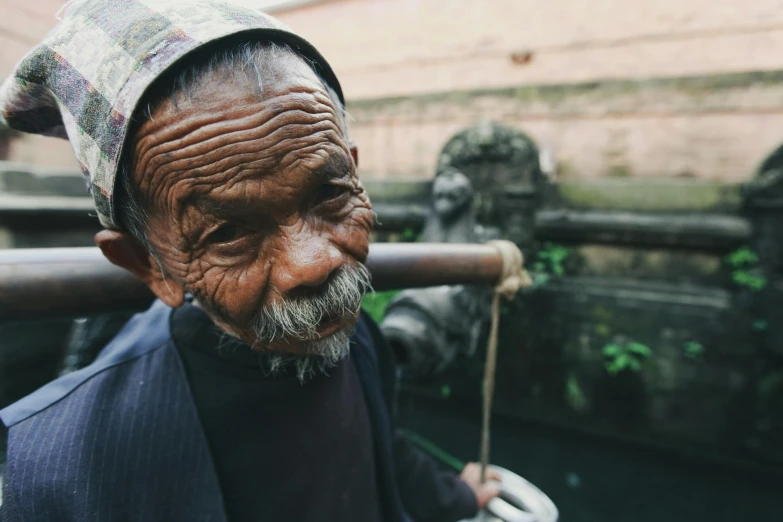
[
  {"xmin": 207, "ymin": 224, "xmax": 244, "ymax": 244},
  {"xmin": 314, "ymin": 183, "xmax": 347, "ymax": 205}
]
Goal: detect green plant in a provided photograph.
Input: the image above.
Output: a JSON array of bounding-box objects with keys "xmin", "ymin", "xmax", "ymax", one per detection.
[
  {"xmin": 602, "ymin": 341, "xmax": 652, "ymax": 376},
  {"xmin": 753, "ymin": 319, "xmax": 769, "ymax": 332},
  {"xmin": 726, "ymin": 246, "xmax": 767, "ymax": 291},
  {"xmin": 401, "ymin": 227, "xmax": 419, "ymax": 242},
  {"xmin": 732, "ymin": 270, "xmax": 767, "ymax": 290},
  {"xmin": 440, "ymin": 384, "xmax": 452, "ymax": 398},
  {"xmin": 531, "ymin": 272, "xmax": 550, "ymax": 286},
  {"xmin": 684, "ymin": 341, "xmax": 704, "ymax": 359},
  {"xmin": 565, "ymin": 373, "xmax": 589, "ymax": 412},
  {"xmin": 726, "ymin": 246, "xmax": 758, "ymax": 267},
  {"xmin": 594, "ymin": 323, "xmax": 610, "ymax": 336},
  {"xmin": 533, "ymin": 242, "xmax": 570, "ymax": 278},
  {"xmin": 361, "ymin": 290, "xmax": 400, "ymax": 323}
]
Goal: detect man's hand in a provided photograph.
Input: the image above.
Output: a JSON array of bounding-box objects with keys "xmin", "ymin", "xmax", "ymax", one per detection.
[{"xmin": 459, "ymin": 462, "xmax": 501, "ymax": 509}]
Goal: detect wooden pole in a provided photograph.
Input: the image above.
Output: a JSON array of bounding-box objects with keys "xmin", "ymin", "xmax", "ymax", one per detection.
[{"xmin": 0, "ymin": 243, "xmax": 504, "ymax": 321}]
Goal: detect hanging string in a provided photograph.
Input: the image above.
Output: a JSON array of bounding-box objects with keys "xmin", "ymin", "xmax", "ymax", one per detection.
[{"xmin": 480, "ymin": 240, "xmax": 532, "ymax": 483}]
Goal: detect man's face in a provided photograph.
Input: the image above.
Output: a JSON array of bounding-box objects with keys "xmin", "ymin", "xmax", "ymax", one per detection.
[{"xmin": 130, "ymin": 59, "xmax": 373, "ymax": 354}]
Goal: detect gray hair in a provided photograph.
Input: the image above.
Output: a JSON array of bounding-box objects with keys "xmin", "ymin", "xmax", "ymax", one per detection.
[{"xmin": 116, "ymin": 40, "xmax": 351, "ymax": 251}]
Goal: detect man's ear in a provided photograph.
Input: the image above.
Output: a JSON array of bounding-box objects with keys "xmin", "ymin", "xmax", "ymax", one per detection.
[
  {"xmin": 350, "ymin": 144, "xmax": 359, "ymax": 169},
  {"xmin": 95, "ymin": 229, "xmax": 185, "ymax": 308}
]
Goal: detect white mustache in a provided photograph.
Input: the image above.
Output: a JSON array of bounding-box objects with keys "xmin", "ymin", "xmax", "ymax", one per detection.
[{"xmin": 250, "ymin": 263, "xmax": 372, "ymax": 344}]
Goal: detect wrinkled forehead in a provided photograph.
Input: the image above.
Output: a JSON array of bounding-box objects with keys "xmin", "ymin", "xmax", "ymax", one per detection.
[{"xmin": 129, "ymin": 57, "xmax": 350, "ymax": 213}]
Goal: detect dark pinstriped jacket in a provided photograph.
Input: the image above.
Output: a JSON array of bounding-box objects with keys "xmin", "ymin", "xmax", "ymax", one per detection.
[{"xmin": 0, "ymin": 301, "xmax": 418, "ymax": 522}]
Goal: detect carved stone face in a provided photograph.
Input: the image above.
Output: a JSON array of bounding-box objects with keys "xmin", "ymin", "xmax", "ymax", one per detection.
[
  {"xmin": 128, "ymin": 58, "xmax": 374, "ymax": 354},
  {"xmin": 433, "ymin": 171, "xmax": 474, "ymax": 222}
]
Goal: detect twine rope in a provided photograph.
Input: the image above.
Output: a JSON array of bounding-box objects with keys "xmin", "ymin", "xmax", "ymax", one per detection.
[{"xmin": 480, "ymin": 240, "xmax": 532, "ymax": 482}]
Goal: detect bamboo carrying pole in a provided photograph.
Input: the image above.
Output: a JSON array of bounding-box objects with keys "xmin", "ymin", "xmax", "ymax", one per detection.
[{"xmin": 0, "ymin": 243, "xmax": 506, "ymax": 321}]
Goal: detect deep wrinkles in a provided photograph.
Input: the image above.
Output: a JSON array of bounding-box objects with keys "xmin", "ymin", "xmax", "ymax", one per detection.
[
  {"xmin": 143, "ymin": 110, "xmax": 339, "ymax": 176},
  {"xmin": 134, "ymin": 91, "xmax": 338, "ymax": 175},
  {"xmin": 135, "ymin": 89, "xmax": 335, "ymax": 158},
  {"xmin": 139, "ymin": 121, "xmax": 344, "ymax": 212},
  {"xmin": 150, "ymin": 123, "xmax": 339, "ymax": 191}
]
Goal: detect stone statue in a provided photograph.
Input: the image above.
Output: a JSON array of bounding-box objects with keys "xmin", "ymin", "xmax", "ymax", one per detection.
[
  {"xmin": 380, "ymin": 121, "xmax": 542, "ymax": 381},
  {"xmin": 421, "ymin": 168, "xmax": 479, "ymax": 243},
  {"xmin": 381, "ymin": 172, "xmax": 491, "ymax": 381}
]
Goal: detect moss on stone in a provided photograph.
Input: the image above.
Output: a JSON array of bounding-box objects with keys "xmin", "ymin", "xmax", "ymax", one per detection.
[{"xmin": 556, "ymin": 179, "xmax": 742, "ymax": 212}]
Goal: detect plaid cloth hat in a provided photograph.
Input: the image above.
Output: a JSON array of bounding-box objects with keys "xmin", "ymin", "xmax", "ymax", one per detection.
[{"xmin": 0, "ymin": 0, "xmax": 344, "ymax": 228}]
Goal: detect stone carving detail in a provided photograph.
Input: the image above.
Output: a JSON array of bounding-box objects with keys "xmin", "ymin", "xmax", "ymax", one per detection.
[
  {"xmin": 420, "ymin": 168, "xmax": 479, "ymax": 243},
  {"xmin": 436, "ymin": 120, "xmax": 542, "ymax": 250},
  {"xmin": 436, "ymin": 120, "xmax": 541, "ymax": 187},
  {"xmin": 382, "ymin": 169, "xmax": 491, "ymax": 381}
]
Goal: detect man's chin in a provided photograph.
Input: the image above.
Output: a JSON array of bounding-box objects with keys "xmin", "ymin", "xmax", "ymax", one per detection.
[{"xmin": 261, "ymin": 323, "xmax": 354, "ymax": 382}]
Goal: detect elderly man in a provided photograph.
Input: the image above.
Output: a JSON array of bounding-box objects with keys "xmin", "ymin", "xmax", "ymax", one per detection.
[{"xmin": 0, "ymin": 1, "xmax": 499, "ymax": 521}]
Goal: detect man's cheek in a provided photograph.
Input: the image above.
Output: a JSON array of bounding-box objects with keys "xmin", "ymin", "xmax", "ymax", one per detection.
[
  {"xmin": 332, "ymin": 211, "xmax": 372, "ymax": 260},
  {"xmin": 193, "ymin": 261, "xmax": 271, "ymax": 323}
]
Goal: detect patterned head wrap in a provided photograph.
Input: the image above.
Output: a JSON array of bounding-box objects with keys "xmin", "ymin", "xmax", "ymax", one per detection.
[{"xmin": 0, "ymin": 0, "xmax": 344, "ymax": 228}]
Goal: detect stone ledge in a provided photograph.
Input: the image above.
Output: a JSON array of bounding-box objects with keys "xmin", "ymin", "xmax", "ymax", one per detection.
[{"xmin": 0, "ymin": 161, "xmax": 85, "ymax": 197}]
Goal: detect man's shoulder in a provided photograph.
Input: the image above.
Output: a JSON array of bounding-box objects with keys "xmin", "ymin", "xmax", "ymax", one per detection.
[
  {"xmin": 0, "ymin": 302, "xmax": 224, "ymax": 522},
  {"xmin": 0, "ymin": 300, "xmax": 174, "ymax": 430}
]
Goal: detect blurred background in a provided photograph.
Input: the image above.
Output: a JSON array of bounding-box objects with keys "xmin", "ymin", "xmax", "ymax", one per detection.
[{"xmin": 2, "ymin": 1, "xmax": 783, "ymax": 520}]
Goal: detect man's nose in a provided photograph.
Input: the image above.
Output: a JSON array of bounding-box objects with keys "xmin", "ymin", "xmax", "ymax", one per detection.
[{"xmin": 272, "ymin": 234, "xmax": 344, "ymax": 295}]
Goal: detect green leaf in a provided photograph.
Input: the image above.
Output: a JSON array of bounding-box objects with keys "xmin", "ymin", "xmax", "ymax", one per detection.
[
  {"xmin": 594, "ymin": 324, "xmax": 610, "ymax": 336},
  {"xmin": 684, "ymin": 342, "xmax": 704, "ymax": 355},
  {"xmin": 614, "ymin": 353, "xmax": 632, "ymax": 369},
  {"xmin": 627, "ymin": 358, "xmax": 642, "ymax": 372},
  {"xmin": 566, "ymin": 374, "xmax": 589, "ymax": 412},
  {"xmin": 533, "ymin": 273, "xmax": 550, "ymax": 286},
  {"xmin": 440, "ymin": 384, "xmax": 452, "ymax": 398},
  {"xmin": 753, "ymin": 319, "xmax": 769, "ymax": 332},
  {"xmin": 733, "ymin": 270, "xmax": 751, "ymax": 284},
  {"xmin": 627, "ymin": 342, "xmax": 652, "ymax": 358},
  {"xmin": 534, "ymin": 262, "xmax": 546, "ymax": 272},
  {"xmin": 602, "ymin": 343, "xmax": 622, "ymax": 357},
  {"xmin": 360, "ymin": 290, "xmax": 400, "ymax": 323},
  {"xmin": 726, "ymin": 247, "xmax": 758, "ymax": 267},
  {"xmin": 749, "ymin": 275, "xmax": 768, "ymax": 291}
]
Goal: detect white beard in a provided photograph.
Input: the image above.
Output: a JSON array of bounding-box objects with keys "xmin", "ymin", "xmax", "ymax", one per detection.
[{"xmin": 258, "ymin": 326, "xmax": 353, "ymax": 383}]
